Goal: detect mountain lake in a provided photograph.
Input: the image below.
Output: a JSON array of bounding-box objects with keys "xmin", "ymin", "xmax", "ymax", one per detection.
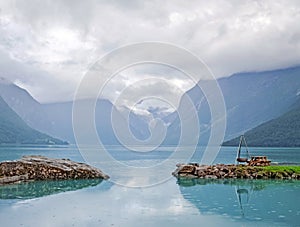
[{"xmin": 0, "ymin": 145, "xmax": 299, "ymax": 227}]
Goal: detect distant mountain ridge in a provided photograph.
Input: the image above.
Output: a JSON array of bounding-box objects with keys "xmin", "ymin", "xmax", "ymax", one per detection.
[
  {"xmin": 1, "ymin": 65, "xmax": 300, "ymax": 146},
  {"xmin": 0, "ymin": 96, "xmax": 66, "ymax": 145},
  {"xmin": 0, "ymin": 81, "xmax": 52, "ymax": 135},
  {"xmin": 162, "ymin": 65, "xmax": 300, "ymax": 145},
  {"xmin": 223, "ymin": 99, "xmax": 300, "ymax": 147},
  {"xmin": 0, "ymin": 81, "xmax": 147, "ymax": 144}
]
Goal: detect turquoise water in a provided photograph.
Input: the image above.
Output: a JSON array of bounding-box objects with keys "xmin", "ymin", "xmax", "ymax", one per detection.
[{"xmin": 0, "ymin": 145, "xmax": 299, "ymax": 226}]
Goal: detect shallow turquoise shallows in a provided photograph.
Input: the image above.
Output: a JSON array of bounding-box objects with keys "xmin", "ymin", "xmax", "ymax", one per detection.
[{"xmin": 0, "ymin": 145, "xmax": 299, "ymax": 227}]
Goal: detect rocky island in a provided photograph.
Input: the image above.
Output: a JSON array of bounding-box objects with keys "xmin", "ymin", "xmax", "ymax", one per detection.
[
  {"xmin": 0, "ymin": 155, "xmax": 109, "ymax": 185},
  {"xmin": 173, "ymin": 163, "xmax": 300, "ymax": 180}
]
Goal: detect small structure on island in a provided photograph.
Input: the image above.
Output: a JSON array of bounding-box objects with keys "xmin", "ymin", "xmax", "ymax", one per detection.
[
  {"xmin": 247, "ymin": 156, "xmax": 271, "ymax": 166},
  {"xmin": 236, "ymin": 135, "xmax": 271, "ymax": 166},
  {"xmin": 236, "ymin": 135, "xmax": 250, "ymax": 163}
]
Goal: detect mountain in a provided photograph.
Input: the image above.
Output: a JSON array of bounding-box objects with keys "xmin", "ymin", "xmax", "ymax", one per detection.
[
  {"xmin": 163, "ymin": 66, "xmax": 300, "ymax": 145},
  {"xmin": 223, "ymin": 100, "xmax": 300, "ymax": 147},
  {"xmin": 0, "ymin": 79, "xmax": 52, "ymax": 134},
  {"xmin": 0, "ymin": 96, "xmax": 66, "ymax": 145},
  {"xmin": 1, "ymin": 65, "xmax": 299, "ymax": 146},
  {"xmin": 42, "ymin": 99, "xmax": 151, "ymax": 144},
  {"xmin": 217, "ymin": 66, "xmax": 300, "ymax": 139},
  {"xmin": 0, "ymin": 80, "xmax": 146, "ymax": 144}
]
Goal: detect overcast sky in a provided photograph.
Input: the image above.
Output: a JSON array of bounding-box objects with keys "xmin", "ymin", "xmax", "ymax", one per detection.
[{"xmin": 0, "ymin": 0, "xmax": 300, "ymax": 108}]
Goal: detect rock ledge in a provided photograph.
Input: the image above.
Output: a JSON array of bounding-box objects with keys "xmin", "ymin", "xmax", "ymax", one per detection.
[
  {"xmin": 173, "ymin": 163, "xmax": 300, "ymax": 180},
  {"xmin": 0, "ymin": 155, "xmax": 109, "ymax": 185}
]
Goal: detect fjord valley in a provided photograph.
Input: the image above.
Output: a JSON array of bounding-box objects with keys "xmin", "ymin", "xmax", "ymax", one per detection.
[
  {"xmin": 1, "ymin": 1, "xmax": 300, "ymax": 226},
  {"xmin": 1, "ymin": 66, "xmax": 300, "ymax": 147}
]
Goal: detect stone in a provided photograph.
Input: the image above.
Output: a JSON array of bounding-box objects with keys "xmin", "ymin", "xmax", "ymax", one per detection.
[
  {"xmin": 197, "ymin": 170, "xmax": 206, "ymax": 177},
  {"xmin": 178, "ymin": 165, "xmax": 195, "ymax": 174},
  {"xmin": 0, "ymin": 155, "xmax": 109, "ymax": 185},
  {"xmin": 173, "ymin": 163, "xmax": 300, "ymax": 180},
  {"xmin": 205, "ymin": 175, "xmax": 218, "ymax": 179},
  {"xmin": 0, "ymin": 174, "xmax": 29, "ymax": 184}
]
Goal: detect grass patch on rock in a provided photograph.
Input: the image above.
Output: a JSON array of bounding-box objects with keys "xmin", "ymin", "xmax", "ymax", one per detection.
[{"xmin": 256, "ymin": 166, "xmax": 300, "ymax": 173}]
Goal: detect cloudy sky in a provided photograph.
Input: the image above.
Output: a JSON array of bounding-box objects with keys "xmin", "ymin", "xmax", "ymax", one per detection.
[{"xmin": 0, "ymin": 0, "xmax": 300, "ymax": 108}]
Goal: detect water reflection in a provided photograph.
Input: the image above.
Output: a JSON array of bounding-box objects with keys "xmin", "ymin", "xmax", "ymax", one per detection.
[
  {"xmin": 177, "ymin": 178, "xmax": 300, "ymax": 226},
  {"xmin": 0, "ymin": 179, "xmax": 103, "ymax": 199},
  {"xmin": 236, "ymin": 186, "xmax": 250, "ymax": 217}
]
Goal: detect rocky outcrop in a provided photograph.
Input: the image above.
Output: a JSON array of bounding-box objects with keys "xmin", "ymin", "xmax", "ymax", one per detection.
[
  {"xmin": 173, "ymin": 163, "xmax": 300, "ymax": 180},
  {"xmin": 0, "ymin": 155, "xmax": 109, "ymax": 185}
]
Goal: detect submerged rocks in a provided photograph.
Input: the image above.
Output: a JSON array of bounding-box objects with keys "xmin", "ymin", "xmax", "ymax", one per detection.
[
  {"xmin": 173, "ymin": 163, "xmax": 300, "ymax": 180},
  {"xmin": 0, "ymin": 155, "xmax": 109, "ymax": 185}
]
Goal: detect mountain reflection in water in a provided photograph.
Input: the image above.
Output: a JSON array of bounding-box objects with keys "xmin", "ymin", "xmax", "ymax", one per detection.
[{"xmin": 177, "ymin": 178, "xmax": 300, "ymax": 226}]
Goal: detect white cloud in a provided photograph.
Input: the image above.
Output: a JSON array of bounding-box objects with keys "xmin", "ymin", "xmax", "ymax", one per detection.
[{"xmin": 0, "ymin": 0, "xmax": 299, "ymax": 106}]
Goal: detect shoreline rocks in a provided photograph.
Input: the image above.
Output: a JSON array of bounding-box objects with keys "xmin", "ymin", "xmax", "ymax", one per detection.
[
  {"xmin": 0, "ymin": 155, "xmax": 109, "ymax": 185},
  {"xmin": 173, "ymin": 163, "xmax": 300, "ymax": 180}
]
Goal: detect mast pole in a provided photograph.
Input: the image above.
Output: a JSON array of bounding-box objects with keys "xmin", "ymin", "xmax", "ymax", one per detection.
[
  {"xmin": 236, "ymin": 135, "xmax": 243, "ymax": 164},
  {"xmin": 243, "ymin": 135, "xmax": 250, "ymax": 159}
]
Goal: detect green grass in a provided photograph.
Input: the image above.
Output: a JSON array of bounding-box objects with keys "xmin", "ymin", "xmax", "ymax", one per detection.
[{"xmin": 255, "ymin": 166, "xmax": 300, "ymax": 174}]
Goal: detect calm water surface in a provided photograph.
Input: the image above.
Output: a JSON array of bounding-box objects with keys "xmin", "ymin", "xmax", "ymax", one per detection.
[{"xmin": 0, "ymin": 145, "xmax": 299, "ymax": 226}]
